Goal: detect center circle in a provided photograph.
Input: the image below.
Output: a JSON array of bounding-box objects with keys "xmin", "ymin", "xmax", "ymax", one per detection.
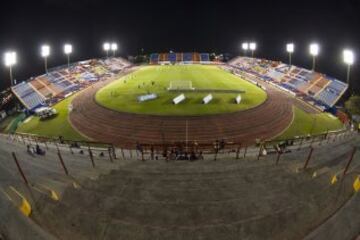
[{"xmin": 95, "ymin": 65, "xmax": 267, "ymax": 116}]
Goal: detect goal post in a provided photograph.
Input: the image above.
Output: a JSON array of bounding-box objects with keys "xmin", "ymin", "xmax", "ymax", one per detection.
[{"xmin": 168, "ymin": 80, "xmax": 195, "ymax": 90}]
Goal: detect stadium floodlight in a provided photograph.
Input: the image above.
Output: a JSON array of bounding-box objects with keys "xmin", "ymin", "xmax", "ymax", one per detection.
[
  {"xmin": 41, "ymin": 45, "xmax": 50, "ymax": 57},
  {"xmin": 111, "ymin": 43, "xmax": 118, "ymax": 57},
  {"xmin": 309, "ymin": 43, "xmax": 319, "ymax": 71},
  {"xmin": 41, "ymin": 45, "xmax": 50, "ymax": 73},
  {"xmin": 103, "ymin": 42, "xmax": 110, "ymax": 57},
  {"xmin": 249, "ymin": 42, "xmax": 256, "ymax": 57},
  {"xmin": 242, "ymin": 42, "xmax": 249, "ymax": 56},
  {"xmin": 3, "ymin": 51, "xmax": 17, "ymax": 85},
  {"xmin": 343, "ymin": 49, "xmax": 354, "ymax": 65},
  {"xmin": 64, "ymin": 44, "xmax": 73, "ymax": 68},
  {"xmin": 64, "ymin": 44, "xmax": 72, "ymax": 55},
  {"xmin": 343, "ymin": 49, "xmax": 355, "ymax": 84},
  {"xmin": 286, "ymin": 43, "xmax": 294, "ymax": 65}
]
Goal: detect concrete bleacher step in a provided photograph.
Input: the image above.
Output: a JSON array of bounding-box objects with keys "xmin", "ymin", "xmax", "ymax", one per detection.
[
  {"xmin": 303, "ymin": 171, "xmax": 360, "ymax": 240},
  {"xmin": 2, "ymin": 185, "xmax": 32, "ymax": 217},
  {"xmin": 32, "ymin": 168, "xmax": 353, "ymax": 240},
  {"xmin": 1, "ymin": 134, "xmax": 358, "ymax": 239},
  {"xmin": 2, "ymin": 140, "xmax": 120, "ymax": 183},
  {"xmin": 0, "ymin": 188, "xmax": 58, "ymax": 240}
]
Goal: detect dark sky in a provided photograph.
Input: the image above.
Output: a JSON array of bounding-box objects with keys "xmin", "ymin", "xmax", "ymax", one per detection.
[{"xmin": 0, "ymin": 0, "xmax": 359, "ymax": 93}]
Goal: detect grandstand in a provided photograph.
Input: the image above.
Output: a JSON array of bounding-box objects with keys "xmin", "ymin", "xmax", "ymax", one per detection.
[
  {"xmin": 200, "ymin": 53, "xmax": 210, "ymax": 62},
  {"xmin": 169, "ymin": 52, "xmax": 177, "ymax": 63},
  {"xmin": 228, "ymin": 57, "xmax": 348, "ymax": 109},
  {"xmin": 176, "ymin": 52, "xmax": 183, "ymax": 62},
  {"xmin": 11, "ymin": 82, "xmax": 45, "ymax": 110},
  {"xmin": 10, "ymin": 57, "xmax": 131, "ymax": 111},
  {"xmin": 150, "ymin": 53, "xmax": 159, "ymax": 64},
  {"xmin": 159, "ymin": 53, "xmax": 168, "ymax": 62},
  {"xmin": 151, "ymin": 52, "xmax": 211, "ymax": 64},
  {"xmin": 183, "ymin": 52, "xmax": 193, "ymax": 62}
]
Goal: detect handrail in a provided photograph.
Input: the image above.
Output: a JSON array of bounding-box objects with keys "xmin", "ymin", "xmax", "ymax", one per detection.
[{"xmin": 5, "ymin": 127, "xmax": 356, "ymax": 153}]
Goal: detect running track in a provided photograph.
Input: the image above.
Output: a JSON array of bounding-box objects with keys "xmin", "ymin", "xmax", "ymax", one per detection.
[{"xmin": 69, "ymin": 70, "xmax": 294, "ymax": 147}]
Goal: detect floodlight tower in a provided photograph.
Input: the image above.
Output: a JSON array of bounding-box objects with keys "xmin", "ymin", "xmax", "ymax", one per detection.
[
  {"xmin": 4, "ymin": 51, "xmax": 17, "ymax": 86},
  {"xmin": 309, "ymin": 43, "xmax": 319, "ymax": 71},
  {"xmin": 111, "ymin": 43, "xmax": 118, "ymax": 57},
  {"xmin": 286, "ymin": 43, "xmax": 294, "ymax": 65},
  {"xmin": 343, "ymin": 49, "xmax": 355, "ymax": 85},
  {"xmin": 249, "ymin": 42, "xmax": 257, "ymax": 57},
  {"xmin": 64, "ymin": 44, "xmax": 73, "ymax": 68},
  {"xmin": 242, "ymin": 42, "xmax": 249, "ymax": 56},
  {"xmin": 41, "ymin": 45, "xmax": 50, "ymax": 73},
  {"xmin": 103, "ymin": 42, "xmax": 110, "ymax": 57}
]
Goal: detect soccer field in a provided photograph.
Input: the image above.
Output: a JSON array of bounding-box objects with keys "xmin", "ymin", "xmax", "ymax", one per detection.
[{"xmin": 95, "ymin": 65, "xmax": 268, "ymax": 116}]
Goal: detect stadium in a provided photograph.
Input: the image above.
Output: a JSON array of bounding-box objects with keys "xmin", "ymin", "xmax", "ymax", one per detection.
[
  {"xmin": 0, "ymin": 1, "xmax": 360, "ymax": 240},
  {"xmin": 9, "ymin": 53, "xmax": 347, "ymax": 147}
]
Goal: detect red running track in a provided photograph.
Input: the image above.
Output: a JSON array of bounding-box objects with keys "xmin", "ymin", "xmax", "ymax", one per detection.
[{"xmin": 69, "ymin": 74, "xmax": 293, "ymax": 148}]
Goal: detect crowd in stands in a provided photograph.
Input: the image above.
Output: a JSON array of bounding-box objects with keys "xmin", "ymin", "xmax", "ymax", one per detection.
[
  {"xmin": 134, "ymin": 140, "xmax": 232, "ymax": 161},
  {"xmin": 228, "ymin": 57, "xmax": 348, "ymax": 110},
  {"xmin": 11, "ymin": 58, "xmax": 131, "ymax": 111},
  {"xmin": 27, "ymin": 144, "xmax": 46, "ymax": 156}
]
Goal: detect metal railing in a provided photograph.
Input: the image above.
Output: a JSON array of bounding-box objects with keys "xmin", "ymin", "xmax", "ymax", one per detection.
[{"xmin": 5, "ymin": 128, "xmax": 357, "ymax": 162}]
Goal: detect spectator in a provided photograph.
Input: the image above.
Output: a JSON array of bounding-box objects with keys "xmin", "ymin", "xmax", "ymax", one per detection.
[
  {"xmin": 136, "ymin": 142, "xmax": 143, "ymax": 154},
  {"xmin": 198, "ymin": 151, "xmax": 204, "ymax": 160},
  {"xmin": 220, "ymin": 139, "xmax": 225, "ymax": 150},
  {"xmin": 27, "ymin": 145, "xmax": 35, "ymax": 156},
  {"xmin": 35, "ymin": 144, "xmax": 46, "ymax": 155},
  {"xmin": 190, "ymin": 151, "xmax": 197, "ymax": 161},
  {"xmin": 150, "ymin": 145, "xmax": 154, "ymax": 160}
]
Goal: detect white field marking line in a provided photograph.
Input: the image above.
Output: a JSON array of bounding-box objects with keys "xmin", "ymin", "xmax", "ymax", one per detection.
[
  {"xmin": 23, "ymin": 116, "xmax": 33, "ymax": 124},
  {"xmin": 269, "ymin": 105, "xmax": 296, "ymax": 141}
]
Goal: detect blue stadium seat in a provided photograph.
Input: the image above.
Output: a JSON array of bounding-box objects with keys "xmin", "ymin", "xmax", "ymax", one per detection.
[
  {"xmin": 150, "ymin": 53, "xmax": 159, "ymax": 63},
  {"xmin": 12, "ymin": 82, "xmax": 45, "ymax": 110},
  {"xmin": 169, "ymin": 53, "xmax": 176, "ymax": 63},
  {"xmin": 183, "ymin": 53, "xmax": 193, "ymax": 62},
  {"xmin": 228, "ymin": 56, "xmax": 349, "ymax": 108},
  {"xmin": 200, "ymin": 53, "xmax": 210, "ymax": 62},
  {"xmin": 316, "ymin": 79, "xmax": 347, "ymax": 107}
]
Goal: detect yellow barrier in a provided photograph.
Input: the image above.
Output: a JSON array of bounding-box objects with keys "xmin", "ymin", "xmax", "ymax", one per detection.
[
  {"xmin": 37, "ymin": 184, "xmax": 60, "ymax": 201},
  {"xmin": 331, "ymin": 175, "xmax": 338, "ymax": 185},
  {"xmin": 20, "ymin": 199, "xmax": 32, "ymax": 217},
  {"xmin": 50, "ymin": 190, "xmax": 59, "ymax": 201},
  {"xmin": 353, "ymin": 176, "xmax": 360, "ymax": 192},
  {"xmin": 73, "ymin": 181, "xmax": 80, "ymax": 189},
  {"xmin": 9, "ymin": 186, "xmax": 32, "ymax": 217}
]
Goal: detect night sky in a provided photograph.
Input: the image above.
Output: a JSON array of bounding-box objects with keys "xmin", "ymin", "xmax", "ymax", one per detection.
[{"xmin": 0, "ymin": 0, "xmax": 359, "ymax": 93}]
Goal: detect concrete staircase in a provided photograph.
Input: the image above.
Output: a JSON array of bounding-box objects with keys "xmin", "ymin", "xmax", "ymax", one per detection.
[
  {"xmin": 0, "ymin": 135, "xmax": 121, "ymax": 239},
  {"xmin": 0, "ymin": 134, "xmax": 359, "ymax": 239}
]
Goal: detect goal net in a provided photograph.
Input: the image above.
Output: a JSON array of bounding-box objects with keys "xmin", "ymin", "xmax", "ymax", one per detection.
[{"xmin": 168, "ymin": 80, "xmax": 195, "ymax": 90}]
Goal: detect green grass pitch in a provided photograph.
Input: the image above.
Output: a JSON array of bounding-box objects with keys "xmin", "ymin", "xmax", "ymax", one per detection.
[
  {"xmin": 95, "ymin": 65, "xmax": 267, "ymax": 116},
  {"xmin": 276, "ymin": 106, "xmax": 344, "ymax": 139},
  {"xmin": 16, "ymin": 94, "xmax": 86, "ymax": 141}
]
